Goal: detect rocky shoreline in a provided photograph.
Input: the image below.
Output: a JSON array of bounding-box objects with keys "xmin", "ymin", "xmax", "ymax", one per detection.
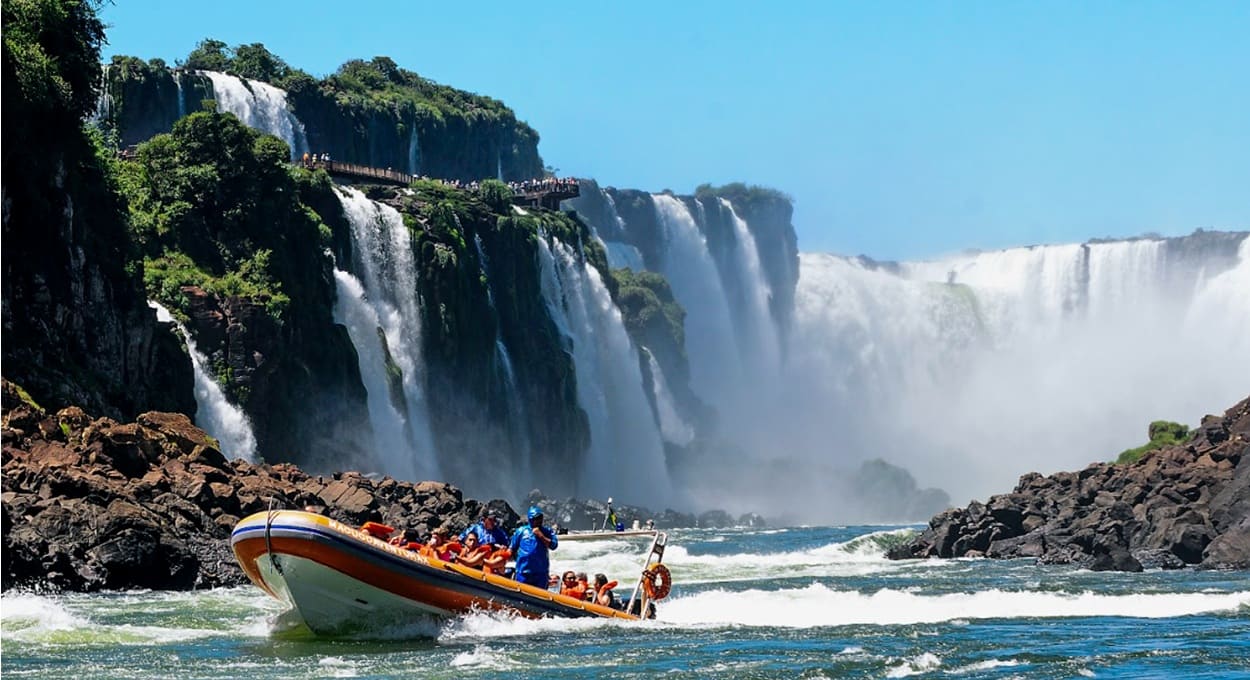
[
  {"xmin": 888, "ymin": 396, "xmax": 1250, "ymax": 571},
  {"xmin": 0, "ymin": 381, "xmax": 755, "ymax": 592}
]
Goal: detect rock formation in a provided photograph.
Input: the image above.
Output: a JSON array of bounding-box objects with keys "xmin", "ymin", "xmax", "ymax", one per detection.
[
  {"xmin": 888, "ymin": 396, "xmax": 1250, "ymax": 571},
  {"xmin": 1, "ymin": 381, "xmax": 512, "ymax": 592}
]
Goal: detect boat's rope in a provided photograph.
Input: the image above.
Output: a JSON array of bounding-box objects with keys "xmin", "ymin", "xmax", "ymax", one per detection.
[{"xmin": 265, "ymin": 496, "xmax": 284, "ymax": 576}]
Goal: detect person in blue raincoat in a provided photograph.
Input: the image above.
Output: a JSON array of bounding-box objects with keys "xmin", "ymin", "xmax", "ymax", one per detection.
[
  {"xmin": 460, "ymin": 512, "xmax": 508, "ymax": 550},
  {"xmin": 510, "ymin": 505, "xmax": 558, "ymax": 588}
]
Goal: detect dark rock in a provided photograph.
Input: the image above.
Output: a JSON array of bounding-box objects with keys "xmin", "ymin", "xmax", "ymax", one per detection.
[{"xmin": 888, "ymin": 395, "xmax": 1250, "ymax": 572}]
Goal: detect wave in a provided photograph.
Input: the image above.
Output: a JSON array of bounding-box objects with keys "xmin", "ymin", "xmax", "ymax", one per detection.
[{"xmin": 656, "ymin": 583, "xmax": 1250, "ymax": 628}]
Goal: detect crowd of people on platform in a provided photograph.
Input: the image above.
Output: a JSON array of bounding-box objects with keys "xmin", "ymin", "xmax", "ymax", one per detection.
[
  {"xmin": 376, "ymin": 505, "xmax": 625, "ymax": 609},
  {"xmin": 296, "ymin": 152, "xmax": 578, "ymax": 199}
]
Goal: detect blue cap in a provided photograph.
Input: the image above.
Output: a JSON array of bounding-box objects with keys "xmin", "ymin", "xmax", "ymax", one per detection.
[{"xmin": 527, "ymin": 505, "xmax": 544, "ymax": 521}]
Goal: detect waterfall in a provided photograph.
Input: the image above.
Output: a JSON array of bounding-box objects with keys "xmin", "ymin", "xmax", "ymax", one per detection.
[
  {"xmin": 644, "ymin": 349, "xmax": 694, "ymax": 446},
  {"xmin": 148, "ymin": 302, "xmax": 257, "ymax": 461},
  {"xmin": 335, "ymin": 186, "xmax": 440, "ymax": 481},
  {"xmin": 604, "ymin": 241, "xmax": 645, "ymax": 270},
  {"xmin": 717, "ymin": 198, "xmax": 782, "ymax": 374},
  {"xmin": 783, "ymin": 235, "xmax": 1250, "ymax": 502},
  {"xmin": 174, "ymin": 73, "xmax": 186, "ymax": 120},
  {"xmin": 536, "ymin": 236, "xmax": 671, "ymax": 506},
  {"xmin": 650, "ymin": 194, "xmax": 742, "ymax": 402},
  {"xmin": 332, "ymin": 269, "xmax": 412, "ymax": 470},
  {"xmin": 407, "ymin": 125, "xmax": 421, "ymax": 175},
  {"xmin": 200, "ymin": 71, "xmax": 308, "ymax": 159},
  {"xmin": 497, "ymin": 153, "xmax": 504, "ymax": 181},
  {"xmin": 474, "ymin": 234, "xmax": 532, "ymax": 473}
]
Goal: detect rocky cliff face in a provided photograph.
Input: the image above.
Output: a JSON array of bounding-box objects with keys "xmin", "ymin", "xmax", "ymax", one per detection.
[
  {"xmin": 96, "ymin": 53, "xmax": 544, "ymax": 181},
  {"xmin": 0, "ymin": 381, "xmax": 512, "ymax": 592},
  {"xmin": 888, "ymin": 396, "xmax": 1250, "ymax": 571},
  {"xmin": 2, "ymin": 12, "xmax": 194, "ymax": 422}
]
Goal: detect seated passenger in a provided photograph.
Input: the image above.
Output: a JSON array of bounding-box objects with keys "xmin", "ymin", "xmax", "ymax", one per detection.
[
  {"xmin": 457, "ymin": 532, "xmax": 490, "ymax": 569},
  {"xmin": 420, "ymin": 527, "xmax": 456, "ymax": 561},
  {"xmin": 481, "ymin": 547, "xmax": 511, "ymax": 575},
  {"xmin": 576, "ymin": 573, "xmax": 592, "ymax": 600},
  {"xmin": 592, "ymin": 573, "xmax": 618, "ymax": 609},
  {"xmin": 559, "ymin": 570, "xmax": 586, "ymax": 599}
]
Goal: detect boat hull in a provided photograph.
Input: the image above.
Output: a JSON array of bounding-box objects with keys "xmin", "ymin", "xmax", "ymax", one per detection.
[{"xmin": 231, "ymin": 510, "xmax": 636, "ymax": 635}]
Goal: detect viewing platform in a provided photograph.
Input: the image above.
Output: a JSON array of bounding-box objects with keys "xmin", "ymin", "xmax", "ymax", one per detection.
[
  {"xmin": 300, "ymin": 157, "xmax": 579, "ymax": 208},
  {"xmin": 308, "ymin": 159, "xmax": 415, "ymax": 186}
]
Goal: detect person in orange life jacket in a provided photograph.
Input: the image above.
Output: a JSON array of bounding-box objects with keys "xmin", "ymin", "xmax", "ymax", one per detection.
[
  {"xmin": 509, "ymin": 505, "xmax": 557, "ymax": 588},
  {"xmin": 559, "ymin": 570, "xmax": 587, "ymax": 599},
  {"xmin": 420, "ymin": 527, "xmax": 456, "ymax": 561},
  {"xmin": 592, "ymin": 573, "xmax": 618, "ymax": 609},
  {"xmin": 457, "ymin": 532, "xmax": 490, "ymax": 569}
]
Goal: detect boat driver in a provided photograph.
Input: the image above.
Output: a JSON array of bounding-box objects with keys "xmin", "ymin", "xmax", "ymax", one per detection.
[{"xmin": 509, "ymin": 505, "xmax": 558, "ymax": 589}]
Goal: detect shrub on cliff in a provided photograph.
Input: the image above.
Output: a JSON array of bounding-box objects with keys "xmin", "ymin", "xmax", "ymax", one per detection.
[
  {"xmin": 1116, "ymin": 420, "xmax": 1191, "ymax": 464},
  {"xmin": 610, "ymin": 268, "xmax": 686, "ymax": 356}
]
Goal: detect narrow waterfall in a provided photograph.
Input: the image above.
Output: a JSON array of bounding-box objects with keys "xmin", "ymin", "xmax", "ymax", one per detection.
[
  {"xmin": 335, "ymin": 186, "xmax": 441, "ymax": 481},
  {"xmin": 474, "ymin": 234, "xmax": 532, "ymax": 472},
  {"xmin": 644, "ymin": 348, "xmax": 695, "ymax": 446},
  {"xmin": 200, "ymin": 71, "xmax": 308, "ymax": 159},
  {"xmin": 496, "ymin": 153, "xmax": 504, "ymax": 181},
  {"xmin": 650, "ymin": 194, "xmax": 742, "ymax": 402},
  {"xmin": 536, "ymin": 236, "xmax": 671, "ymax": 506},
  {"xmin": 332, "ymin": 269, "xmax": 412, "ymax": 471},
  {"xmin": 717, "ymin": 198, "xmax": 782, "ymax": 373},
  {"xmin": 148, "ymin": 302, "xmax": 257, "ymax": 461},
  {"xmin": 603, "ymin": 241, "xmax": 645, "ymax": 270},
  {"xmin": 174, "ymin": 73, "xmax": 186, "ymax": 120},
  {"xmin": 407, "ymin": 125, "xmax": 421, "ymax": 175}
]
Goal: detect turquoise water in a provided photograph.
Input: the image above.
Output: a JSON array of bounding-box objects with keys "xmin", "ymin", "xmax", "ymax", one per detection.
[{"xmin": 3, "ymin": 526, "xmax": 1248, "ymax": 678}]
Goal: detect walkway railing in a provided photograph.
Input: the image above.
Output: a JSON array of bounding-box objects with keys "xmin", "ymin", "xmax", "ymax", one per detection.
[{"xmin": 300, "ymin": 158, "xmax": 580, "ymax": 207}]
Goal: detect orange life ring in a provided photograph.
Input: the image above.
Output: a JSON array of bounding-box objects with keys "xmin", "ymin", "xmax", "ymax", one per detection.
[{"xmin": 642, "ymin": 563, "xmax": 672, "ymax": 600}]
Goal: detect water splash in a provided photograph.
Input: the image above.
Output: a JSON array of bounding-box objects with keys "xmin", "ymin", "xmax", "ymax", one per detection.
[{"xmin": 148, "ymin": 302, "xmax": 257, "ymax": 461}]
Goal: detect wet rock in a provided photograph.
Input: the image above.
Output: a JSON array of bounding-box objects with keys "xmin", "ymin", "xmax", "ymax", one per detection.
[{"xmin": 889, "ymin": 394, "xmax": 1250, "ymax": 572}]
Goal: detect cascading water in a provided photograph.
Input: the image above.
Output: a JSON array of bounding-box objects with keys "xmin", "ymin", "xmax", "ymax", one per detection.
[
  {"xmin": 784, "ymin": 235, "xmax": 1250, "ymax": 503},
  {"xmin": 536, "ymin": 236, "xmax": 671, "ymax": 506},
  {"xmin": 407, "ymin": 125, "xmax": 421, "ymax": 175},
  {"xmin": 332, "ymin": 269, "xmax": 412, "ymax": 470},
  {"xmin": 650, "ymin": 194, "xmax": 742, "ymax": 402},
  {"xmin": 716, "ymin": 198, "xmax": 782, "ymax": 375},
  {"xmin": 644, "ymin": 348, "xmax": 695, "ymax": 446},
  {"xmin": 474, "ymin": 234, "xmax": 532, "ymax": 474},
  {"xmin": 201, "ymin": 71, "xmax": 308, "ymax": 159},
  {"xmin": 148, "ymin": 302, "xmax": 257, "ymax": 461},
  {"xmin": 174, "ymin": 73, "xmax": 186, "ymax": 120},
  {"xmin": 335, "ymin": 187, "xmax": 440, "ymax": 481}
]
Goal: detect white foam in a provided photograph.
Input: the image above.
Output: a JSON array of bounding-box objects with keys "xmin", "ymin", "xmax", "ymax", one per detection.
[
  {"xmin": 887, "ymin": 652, "xmax": 942, "ymax": 677},
  {"xmin": 449, "ymin": 645, "xmax": 512, "ymax": 670},
  {"xmin": 317, "ymin": 656, "xmax": 358, "ymax": 678},
  {"xmin": 657, "ymin": 583, "xmax": 1250, "ymax": 628},
  {"xmin": 0, "ymin": 593, "xmax": 87, "ymax": 633},
  {"xmin": 949, "ymin": 659, "xmax": 1021, "ymax": 674},
  {"xmin": 438, "ymin": 607, "xmax": 639, "ymax": 641}
]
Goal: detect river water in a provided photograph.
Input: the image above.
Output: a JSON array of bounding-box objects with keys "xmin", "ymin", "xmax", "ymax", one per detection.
[{"xmin": 3, "ymin": 526, "xmax": 1248, "ymax": 678}]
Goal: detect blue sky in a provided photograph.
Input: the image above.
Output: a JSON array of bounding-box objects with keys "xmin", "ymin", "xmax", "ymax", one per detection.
[{"xmin": 100, "ymin": 1, "xmax": 1249, "ymax": 260}]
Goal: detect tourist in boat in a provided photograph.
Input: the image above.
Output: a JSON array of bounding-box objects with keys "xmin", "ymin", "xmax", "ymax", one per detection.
[
  {"xmin": 420, "ymin": 527, "xmax": 456, "ymax": 561},
  {"xmin": 460, "ymin": 511, "xmax": 508, "ymax": 550},
  {"xmin": 576, "ymin": 572, "xmax": 591, "ymax": 599},
  {"xmin": 509, "ymin": 505, "xmax": 558, "ymax": 588},
  {"xmin": 559, "ymin": 570, "xmax": 586, "ymax": 599},
  {"xmin": 456, "ymin": 532, "xmax": 490, "ymax": 569},
  {"xmin": 592, "ymin": 573, "xmax": 619, "ymax": 609}
]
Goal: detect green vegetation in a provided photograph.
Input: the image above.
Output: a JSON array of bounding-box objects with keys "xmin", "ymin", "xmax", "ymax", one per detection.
[
  {"xmin": 610, "ymin": 268, "xmax": 686, "ymax": 353},
  {"xmin": 1116, "ymin": 420, "xmax": 1191, "ymax": 464},
  {"xmin": 119, "ymin": 111, "xmax": 330, "ymax": 322},
  {"xmin": 695, "ymin": 182, "xmax": 793, "ymax": 213}
]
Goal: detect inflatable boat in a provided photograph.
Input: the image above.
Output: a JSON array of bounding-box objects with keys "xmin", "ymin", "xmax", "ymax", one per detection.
[{"xmin": 231, "ymin": 510, "xmax": 671, "ymax": 635}]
